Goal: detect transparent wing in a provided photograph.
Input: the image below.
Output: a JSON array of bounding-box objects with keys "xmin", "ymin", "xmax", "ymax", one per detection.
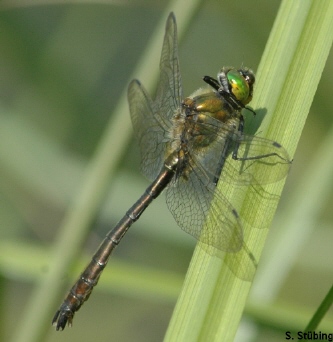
[
  {"xmin": 187, "ymin": 116, "xmax": 292, "ymax": 187},
  {"xmin": 128, "ymin": 80, "xmax": 167, "ymax": 180},
  {"xmin": 228, "ymin": 133, "xmax": 292, "ymax": 184},
  {"xmin": 166, "ymin": 156, "xmax": 243, "ymax": 253},
  {"xmin": 128, "ymin": 13, "xmax": 182, "ymax": 180},
  {"xmin": 164, "ymin": 115, "xmax": 291, "ymax": 280},
  {"xmin": 166, "ymin": 155, "xmax": 257, "ymax": 280},
  {"xmin": 154, "ymin": 12, "xmax": 183, "ymax": 122}
]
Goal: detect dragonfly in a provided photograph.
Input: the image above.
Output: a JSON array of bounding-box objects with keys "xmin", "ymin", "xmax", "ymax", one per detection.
[{"xmin": 52, "ymin": 12, "xmax": 291, "ymax": 330}]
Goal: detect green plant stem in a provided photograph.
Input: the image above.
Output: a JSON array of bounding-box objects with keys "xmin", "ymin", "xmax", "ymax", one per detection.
[
  {"xmin": 305, "ymin": 284, "xmax": 333, "ymax": 332},
  {"xmin": 164, "ymin": 1, "xmax": 333, "ymax": 341}
]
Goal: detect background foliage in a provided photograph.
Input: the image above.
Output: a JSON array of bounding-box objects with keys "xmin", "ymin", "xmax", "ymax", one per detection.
[{"xmin": 0, "ymin": 1, "xmax": 332, "ymax": 341}]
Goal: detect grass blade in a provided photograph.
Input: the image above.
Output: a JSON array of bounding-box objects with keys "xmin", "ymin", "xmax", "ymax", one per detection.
[{"xmin": 164, "ymin": 1, "xmax": 333, "ymax": 341}]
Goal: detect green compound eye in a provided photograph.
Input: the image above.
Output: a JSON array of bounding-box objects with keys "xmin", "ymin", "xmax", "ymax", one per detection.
[{"xmin": 227, "ymin": 70, "xmax": 250, "ymax": 103}]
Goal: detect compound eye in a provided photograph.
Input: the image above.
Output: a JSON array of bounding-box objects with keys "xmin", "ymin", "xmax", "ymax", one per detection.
[{"xmin": 226, "ymin": 70, "xmax": 250, "ymax": 104}]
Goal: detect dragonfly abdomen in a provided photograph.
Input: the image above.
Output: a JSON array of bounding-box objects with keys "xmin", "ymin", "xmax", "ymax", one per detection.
[{"xmin": 53, "ymin": 154, "xmax": 179, "ymax": 330}]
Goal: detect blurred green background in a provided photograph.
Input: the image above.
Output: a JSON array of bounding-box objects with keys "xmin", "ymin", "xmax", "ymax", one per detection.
[{"xmin": 0, "ymin": 1, "xmax": 332, "ymax": 341}]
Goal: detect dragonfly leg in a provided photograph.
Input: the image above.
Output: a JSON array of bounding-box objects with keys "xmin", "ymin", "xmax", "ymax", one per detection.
[
  {"xmin": 213, "ymin": 115, "xmax": 244, "ymax": 186},
  {"xmin": 232, "ymin": 115, "xmax": 290, "ymax": 163}
]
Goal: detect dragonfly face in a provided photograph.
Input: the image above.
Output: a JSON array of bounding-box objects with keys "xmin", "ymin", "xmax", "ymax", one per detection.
[{"xmin": 206, "ymin": 67, "xmax": 255, "ymax": 107}]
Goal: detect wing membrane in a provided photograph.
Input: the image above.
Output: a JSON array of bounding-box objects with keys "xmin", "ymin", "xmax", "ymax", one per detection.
[
  {"xmin": 166, "ymin": 157, "xmax": 243, "ymax": 253},
  {"xmin": 166, "ymin": 154, "xmax": 258, "ymax": 280},
  {"xmin": 186, "ymin": 115, "xmax": 292, "ymax": 186},
  {"xmin": 128, "ymin": 13, "xmax": 182, "ymax": 180},
  {"xmin": 128, "ymin": 80, "xmax": 166, "ymax": 180},
  {"xmin": 154, "ymin": 13, "xmax": 182, "ymax": 121}
]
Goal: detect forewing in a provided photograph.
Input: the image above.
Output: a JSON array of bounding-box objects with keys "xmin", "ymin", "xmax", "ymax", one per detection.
[
  {"xmin": 182, "ymin": 117, "xmax": 291, "ymax": 232},
  {"xmin": 128, "ymin": 13, "xmax": 183, "ymax": 180},
  {"xmin": 187, "ymin": 116, "xmax": 292, "ymax": 186},
  {"xmin": 128, "ymin": 80, "xmax": 167, "ymax": 180},
  {"xmin": 154, "ymin": 12, "xmax": 182, "ymax": 122}
]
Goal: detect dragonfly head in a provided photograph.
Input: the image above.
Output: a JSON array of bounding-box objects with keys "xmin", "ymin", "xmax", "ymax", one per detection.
[
  {"xmin": 203, "ymin": 67, "xmax": 256, "ymax": 114},
  {"xmin": 218, "ymin": 67, "xmax": 255, "ymax": 107}
]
